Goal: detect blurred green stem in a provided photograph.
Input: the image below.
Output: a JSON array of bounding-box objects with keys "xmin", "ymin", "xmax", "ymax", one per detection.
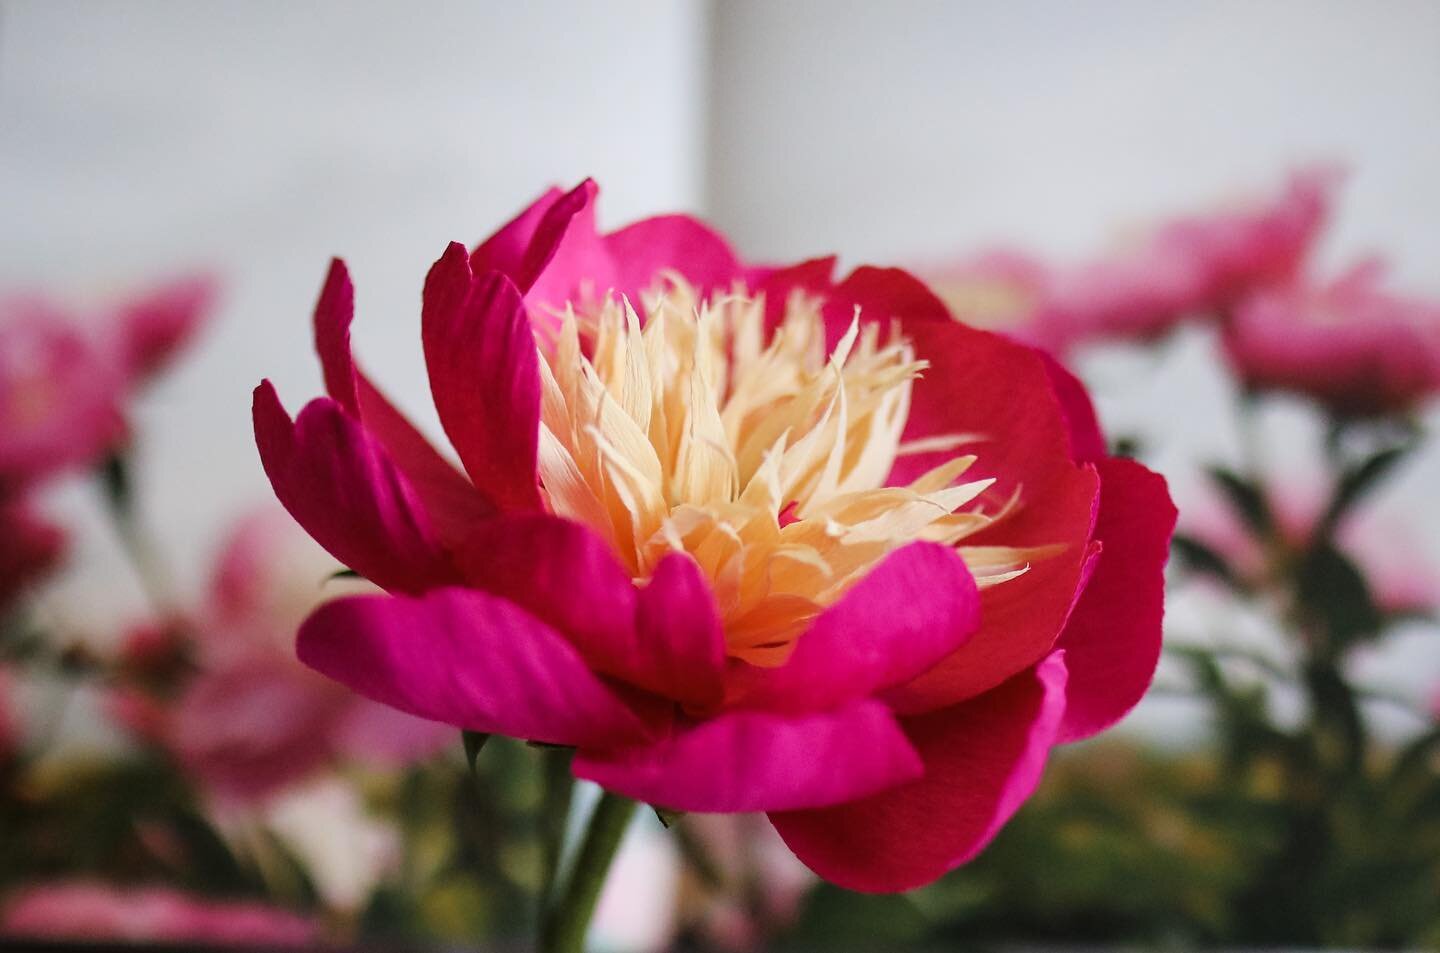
[
  {"xmin": 540, "ymin": 790, "xmax": 636, "ymax": 953},
  {"xmin": 538, "ymin": 747, "xmax": 576, "ymax": 918},
  {"xmin": 99, "ymin": 451, "xmax": 175, "ymax": 614}
]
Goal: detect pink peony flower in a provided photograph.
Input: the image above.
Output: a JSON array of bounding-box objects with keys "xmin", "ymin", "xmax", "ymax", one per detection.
[
  {"xmin": 117, "ymin": 510, "xmax": 454, "ymax": 804},
  {"xmin": 113, "ymin": 274, "xmax": 219, "ymax": 382},
  {"xmin": 918, "ymin": 249, "xmax": 1060, "ymax": 344},
  {"xmin": 0, "ymin": 276, "xmax": 215, "ymax": 493},
  {"xmin": 1222, "ymin": 259, "xmax": 1440, "ymax": 416},
  {"xmin": 0, "ymin": 497, "xmax": 66, "ymax": 610},
  {"xmin": 1, "ymin": 882, "xmax": 317, "ymax": 945},
  {"xmin": 254, "ymin": 180, "xmax": 1175, "ymax": 892},
  {"xmin": 1035, "ymin": 167, "xmax": 1337, "ymax": 350},
  {"xmin": 0, "ymin": 300, "xmax": 128, "ymax": 493}
]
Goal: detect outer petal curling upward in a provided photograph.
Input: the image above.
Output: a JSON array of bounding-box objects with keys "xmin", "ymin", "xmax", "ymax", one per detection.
[{"xmin": 770, "ymin": 652, "xmax": 1068, "ymax": 893}]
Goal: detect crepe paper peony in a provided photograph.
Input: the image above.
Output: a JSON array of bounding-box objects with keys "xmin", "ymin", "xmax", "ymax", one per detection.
[
  {"xmin": 254, "ymin": 179, "xmax": 1175, "ymax": 892},
  {"xmin": 0, "ymin": 497, "xmax": 66, "ymax": 610},
  {"xmin": 1222, "ymin": 259, "xmax": 1440, "ymax": 417},
  {"xmin": 1032, "ymin": 167, "xmax": 1337, "ymax": 350},
  {"xmin": 114, "ymin": 509, "xmax": 453, "ymax": 804},
  {"xmin": 1, "ymin": 882, "xmax": 317, "ymax": 945}
]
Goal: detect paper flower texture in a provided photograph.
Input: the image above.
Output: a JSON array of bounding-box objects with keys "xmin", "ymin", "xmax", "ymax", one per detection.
[{"xmin": 253, "ymin": 180, "xmax": 1176, "ymax": 893}]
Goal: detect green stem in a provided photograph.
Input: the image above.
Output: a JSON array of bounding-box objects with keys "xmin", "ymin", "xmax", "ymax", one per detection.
[
  {"xmin": 537, "ymin": 747, "xmax": 576, "ymax": 917},
  {"xmin": 99, "ymin": 452, "xmax": 175, "ymax": 613},
  {"xmin": 540, "ymin": 791, "xmax": 636, "ymax": 953}
]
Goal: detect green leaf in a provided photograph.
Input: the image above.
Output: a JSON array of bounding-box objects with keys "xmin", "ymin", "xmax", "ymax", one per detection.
[
  {"xmin": 1319, "ymin": 441, "xmax": 1415, "ymax": 536},
  {"xmin": 326, "ymin": 568, "xmax": 363, "ymax": 583},
  {"xmin": 1171, "ymin": 533, "xmax": 1242, "ymax": 588},
  {"xmin": 462, "ymin": 731, "xmax": 491, "ymax": 774},
  {"xmin": 1295, "ymin": 542, "xmax": 1382, "ymax": 648},
  {"xmin": 1206, "ymin": 465, "xmax": 1273, "ymax": 538},
  {"xmin": 98, "ymin": 451, "xmax": 133, "ymax": 517}
]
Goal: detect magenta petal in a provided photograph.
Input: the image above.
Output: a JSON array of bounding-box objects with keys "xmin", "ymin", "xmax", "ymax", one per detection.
[
  {"xmin": 422, "ymin": 243, "xmax": 543, "ymax": 512},
  {"xmin": 634, "ymin": 552, "xmax": 727, "ymax": 708},
  {"xmin": 456, "ymin": 518, "xmax": 725, "ymax": 707},
  {"xmin": 1054, "ymin": 459, "xmax": 1176, "ymax": 742},
  {"xmin": 308, "ymin": 257, "xmax": 492, "ymax": 545},
  {"xmin": 604, "ymin": 214, "xmax": 744, "ymax": 304},
  {"xmin": 297, "ymin": 588, "xmax": 653, "ymax": 750},
  {"xmin": 469, "ymin": 186, "xmax": 565, "ymax": 281},
  {"xmin": 573, "ymin": 701, "xmax": 922, "ymax": 813},
  {"xmin": 734, "ymin": 542, "xmax": 980, "ymax": 713},
  {"xmin": 1039, "ymin": 352, "xmax": 1107, "ymax": 464},
  {"xmin": 252, "ymin": 383, "xmax": 456, "ymax": 594},
  {"xmin": 312, "ymin": 258, "xmax": 360, "ymax": 414},
  {"xmin": 771, "ymin": 652, "xmax": 1069, "ymax": 893},
  {"xmin": 753, "ymin": 256, "xmax": 838, "ymax": 333},
  {"xmin": 519, "ymin": 179, "xmax": 618, "ymax": 308}
]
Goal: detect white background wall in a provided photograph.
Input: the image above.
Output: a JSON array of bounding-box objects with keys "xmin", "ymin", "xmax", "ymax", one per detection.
[
  {"xmin": 1, "ymin": 0, "xmax": 709, "ymax": 627},
  {"xmin": 3, "ymin": 0, "xmax": 1437, "ymax": 735}
]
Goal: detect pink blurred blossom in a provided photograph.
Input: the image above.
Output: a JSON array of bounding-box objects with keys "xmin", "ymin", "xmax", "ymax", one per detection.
[
  {"xmin": 681, "ymin": 814, "xmax": 815, "ymax": 950},
  {"xmin": 1036, "ymin": 167, "xmax": 1338, "ymax": 350},
  {"xmin": 0, "ymin": 302, "xmax": 128, "ymax": 493},
  {"xmin": 112, "ymin": 274, "xmax": 218, "ymax": 382},
  {"xmin": 2, "ymin": 882, "xmax": 317, "ymax": 945},
  {"xmin": 0, "ymin": 497, "xmax": 66, "ymax": 610},
  {"xmin": 1223, "ymin": 259, "xmax": 1440, "ymax": 416},
  {"xmin": 115, "ymin": 509, "xmax": 453, "ymax": 804}
]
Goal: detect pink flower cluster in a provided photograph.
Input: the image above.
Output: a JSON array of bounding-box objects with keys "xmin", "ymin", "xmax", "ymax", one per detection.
[
  {"xmin": 925, "ymin": 167, "xmax": 1440, "ymax": 417},
  {"xmin": 111, "ymin": 510, "xmax": 454, "ymax": 805},
  {"xmin": 0, "ymin": 277, "xmax": 216, "ymax": 610}
]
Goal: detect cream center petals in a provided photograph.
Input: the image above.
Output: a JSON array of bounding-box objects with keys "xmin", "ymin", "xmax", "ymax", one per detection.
[{"xmin": 536, "ymin": 280, "xmax": 1044, "ymax": 666}]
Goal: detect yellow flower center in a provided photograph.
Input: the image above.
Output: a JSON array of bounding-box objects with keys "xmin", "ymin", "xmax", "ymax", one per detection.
[{"xmin": 537, "ymin": 280, "xmax": 1041, "ymax": 665}]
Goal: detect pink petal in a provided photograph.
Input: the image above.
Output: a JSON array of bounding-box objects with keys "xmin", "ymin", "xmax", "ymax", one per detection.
[
  {"xmin": 879, "ymin": 320, "xmax": 1101, "ymax": 712},
  {"xmin": 310, "ymin": 257, "xmax": 494, "ymax": 546},
  {"xmin": 455, "ymin": 517, "xmax": 726, "ymax": 708},
  {"xmin": 753, "ymin": 256, "xmax": 838, "ymax": 333},
  {"xmin": 885, "ymin": 463, "xmax": 1098, "ymax": 713},
  {"xmin": 297, "ymin": 587, "xmax": 655, "ymax": 750},
  {"xmin": 422, "ymin": 243, "xmax": 543, "ymax": 512},
  {"xmin": 573, "ymin": 701, "xmax": 922, "ymax": 813},
  {"xmin": 115, "ymin": 274, "xmax": 216, "ymax": 381},
  {"xmin": 604, "ymin": 214, "xmax": 744, "ymax": 305},
  {"xmin": 1054, "ymin": 458, "xmax": 1176, "ymax": 742},
  {"xmin": 634, "ymin": 552, "xmax": 727, "ymax": 708},
  {"xmin": 732, "ymin": 542, "xmax": 979, "ymax": 713},
  {"xmin": 469, "ymin": 186, "xmax": 565, "ymax": 281},
  {"xmin": 252, "ymin": 383, "xmax": 456, "ymax": 594},
  {"xmin": 1038, "ymin": 352, "xmax": 1107, "ymax": 463},
  {"xmin": 519, "ymin": 179, "xmax": 618, "ymax": 308},
  {"xmin": 770, "ymin": 652, "xmax": 1068, "ymax": 893},
  {"xmin": 312, "ymin": 258, "xmax": 360, "ymax": 414}
]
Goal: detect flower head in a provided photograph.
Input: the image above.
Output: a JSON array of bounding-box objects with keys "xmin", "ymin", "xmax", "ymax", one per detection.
[
  {"xmin": 1034, "ymin": 166, "xmax": 1338, "ymax": 350},
  {"xmin": 1223, "ymin": 259, "xmax": 1440, "ymax": 416},
  {"xmin": 255, "ymin": 181, "xmax": 1175, "ymax": 891}
]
